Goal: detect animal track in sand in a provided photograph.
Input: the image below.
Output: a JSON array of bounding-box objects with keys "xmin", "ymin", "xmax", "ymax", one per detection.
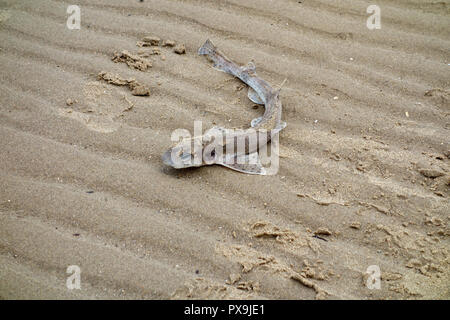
[{"xmin": 59, "ymin": 81, "xmax": 136, "ymax": 133}]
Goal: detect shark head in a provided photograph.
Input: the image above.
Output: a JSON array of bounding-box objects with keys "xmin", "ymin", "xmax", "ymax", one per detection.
[{"xmin": 162, "ymin": 138, "xmax": 205, "ymax": 169}]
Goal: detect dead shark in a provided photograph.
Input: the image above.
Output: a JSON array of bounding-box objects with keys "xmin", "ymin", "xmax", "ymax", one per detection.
[{"xmin": 162, "ymin": 39, "xmax": 286, "ymax": 175}]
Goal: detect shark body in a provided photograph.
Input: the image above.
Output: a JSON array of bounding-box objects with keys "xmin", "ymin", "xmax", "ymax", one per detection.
[{"xmin": 162, "ymin": 39, "xmax": 286, "ymax": 175}]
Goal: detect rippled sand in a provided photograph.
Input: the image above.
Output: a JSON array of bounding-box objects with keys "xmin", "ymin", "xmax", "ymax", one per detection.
[{"xmin": 0, "ymin": 0, "xmax": 449, "ymax": 299}]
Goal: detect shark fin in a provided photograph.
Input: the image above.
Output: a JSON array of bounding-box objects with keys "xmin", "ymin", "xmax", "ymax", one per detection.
[
  {"xmin": 242, "ymin": 61, "xmax": 256, "ymax": 74},
  {"xmin": 218, "ymin": 152, "xmax": 267, "ymax": 175},
  {"xmin": 267, "ymin": 121, "xmax": 287, "ymax": 136},
  {"xmin": 247, "ymin": 87, "xmax": 264, "ymax": 105},
  {"xmin": 275, "ymin": 121, "xmax": 287, "ymax": 132},
  {"xmin": 251, "ymin": 116, "xmax": 263, "ymax": 128}
]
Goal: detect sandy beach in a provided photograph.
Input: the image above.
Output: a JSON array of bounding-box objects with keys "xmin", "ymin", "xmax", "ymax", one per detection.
[{"xmin": 0, "ymin": 0, "xmax": 449, "ymax": 299}]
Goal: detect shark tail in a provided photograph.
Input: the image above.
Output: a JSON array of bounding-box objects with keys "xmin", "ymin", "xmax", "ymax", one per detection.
[{"xmin": 198, "ymin": 39, "xmax": 216, "ymax": 56}]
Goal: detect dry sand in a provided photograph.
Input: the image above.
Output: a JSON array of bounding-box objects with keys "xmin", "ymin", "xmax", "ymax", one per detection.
[{"xmin": 0, "ymin": 0, "xmax": 449, "ymax": 299}]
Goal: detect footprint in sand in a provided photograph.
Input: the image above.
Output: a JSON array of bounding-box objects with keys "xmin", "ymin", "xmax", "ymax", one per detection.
[{"xmin": 58, "ymin": 81, "xmax": 133, "ymax": 133}]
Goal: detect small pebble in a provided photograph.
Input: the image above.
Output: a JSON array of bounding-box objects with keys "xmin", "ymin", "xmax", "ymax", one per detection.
[
  {"xmin": 66, "ymin": 98, "xmax": 77, "ymax": 106},
  {"xmin": 418, "ymin": 168, "xmax": 445, "ymax": 179},
  {"xmin": 349, "ymin": 222, "xmax": 361, "ymax": 230},
  {"xmin": 173, "ymin": 44, "xmax": 186, "ymax": 54},
  {"xmin": 131, "ymin": 85, "xmax": 150, "ymax": 96},
  {"xmin": 314, "ymin": 227, "xmax": 332, "ymax": 236},
  {"xmin": 162, "ymin": 39, "xmax": 176, "ymax": 47},
  {"xmin": 142, "ymin": 36, "xmax": 160, "ymax": 46}
]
